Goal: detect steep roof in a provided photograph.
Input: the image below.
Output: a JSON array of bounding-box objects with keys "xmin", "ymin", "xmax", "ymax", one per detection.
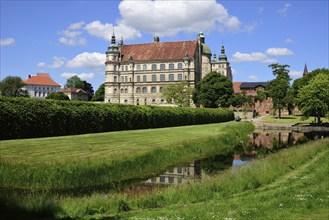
[
  {"xmin": 120, "ymin": 40, "xmax": 198, "ymax": 62},
  {"xmin": 240, "ymin": 82, "xmax": 268, "ymax": 89},
  {"xmin": 23, "ymin": 73, "xmax": 60, "ymax": 86}
]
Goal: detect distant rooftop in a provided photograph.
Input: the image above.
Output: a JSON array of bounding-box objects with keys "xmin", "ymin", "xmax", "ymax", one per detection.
[{"xmin": 23, "ymin": 73, "xmax": 60, "ymax": 87}]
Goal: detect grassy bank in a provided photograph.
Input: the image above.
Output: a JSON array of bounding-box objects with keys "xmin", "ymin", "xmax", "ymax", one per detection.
[
  {"xmin": 38, "ymin": 138, "xmax": 327, "ymax": 219},
  {"xmin": 0, "ymin": 122, "xmax": 253, "ymax": 191},
  {"xmin": 260, "ymin": 115, "xmax": 329, "ymax": 125}
]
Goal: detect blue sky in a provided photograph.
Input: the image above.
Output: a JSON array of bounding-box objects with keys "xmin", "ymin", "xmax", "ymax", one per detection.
[{"xmin": 1, "ymin": 0, "xmax": 328, "ymax": 91}]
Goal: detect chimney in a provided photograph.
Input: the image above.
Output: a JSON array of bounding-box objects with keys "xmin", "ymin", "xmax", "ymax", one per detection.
[{"xmin": 28, "ymin": 75, "xmax": 32, "ymax": 78}]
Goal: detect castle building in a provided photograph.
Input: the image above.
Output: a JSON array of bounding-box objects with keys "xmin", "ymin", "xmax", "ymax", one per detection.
[{"xmin": 104, "ymin": 32, "xmax": 232, "ymax": 105}]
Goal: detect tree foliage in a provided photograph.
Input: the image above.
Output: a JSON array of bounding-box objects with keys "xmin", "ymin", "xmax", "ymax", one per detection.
[
  {"xmin": 45, "ymin": 92, "xmax": 70, "ymax": 101},
  {"xmin": 82, "ymin": 81, "xmax": 94, "ymax": 101},
  {"xmin": 64, "ymin": 75, "xmax": 84, "ymax": 89},
  {"xmin": 229, "ymin": 92, "xmax": 247, "ymax": 108},
  {"xmin": 297, "ymin": 73, "xmax": 329, "ymax": 123},
  {"xmin": 268, "ymin": 64, "xmax": 291, "ymax": 118},
  {"xmin": 92, "ymin": 83, "xmax": 105, "ymax": 101},
  {"xmin": 0, "ymin": 76, "xmax": 29, "ymax": 97},
  {"xmin": 193, "ymin": 72, "xmax": 233, "ymax": 108},
  {"xmin": 162, "ymin": 81, "xmax": 193, "ymax": 107}
]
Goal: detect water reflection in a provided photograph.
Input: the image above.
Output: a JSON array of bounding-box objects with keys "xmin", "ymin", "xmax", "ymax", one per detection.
[{"xmin": 145, "ymin": 131, "xmax": 329, "ymax": 186}]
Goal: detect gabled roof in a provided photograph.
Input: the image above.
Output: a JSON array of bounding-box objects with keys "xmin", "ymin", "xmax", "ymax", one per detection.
[
  {"xmin": 23, "ymin": 73, "xmax": 60, "ymax": 86},
  {"xmin": 240, "ymin": 82, "xmax": 268, "ymax": 89},
  {"xmin": 58, "ymin": 88, "xmax": 87, "ymax": 94},
  {"xmin": 120, "ymin": 40, "xmax": 198, "ymax": 62}
]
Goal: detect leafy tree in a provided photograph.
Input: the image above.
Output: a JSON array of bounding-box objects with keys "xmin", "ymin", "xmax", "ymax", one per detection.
[
  {"xmin": 64, "ymin": 75, "xmax": 84, "ymax": 89},
  {"xmin": 297, "ymin": 73, "xmax": 329, "ymax": 124},
  {"xmin": 45, "ymin": 92, "xmax": 70, "ymax": 101},
  {"xmin": 0, "ymin": 76, "xmax": 29, "ymax": 97},
  {"xmin": 268, "ymin": 64, "xmax": 291, "ymax": 118},
  {"xmin": 82, "ymin": 81, "xmax": 94, "ymax": 101},
  {"xmin": 193, "ymin": 72, "xmax": 233, "ymax": 108},
  {"xmin": 254, "ymin": 89, "xmax": 268, "ymax": 103},
  {"xmin": 229, "ymin": 92, "xmax": 247, "ymax": 108},
  {"xmin": 162, "ymin": 81, "xmax": 193, "ymax": 107},
  {"xmin": 92, "ymin": 83, "xmax": 105, "ymax": 101}
]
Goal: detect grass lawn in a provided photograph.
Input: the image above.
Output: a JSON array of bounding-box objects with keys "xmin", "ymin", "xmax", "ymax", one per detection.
[
  {"xmin": 260, "ymin": 115, "xmax": 329, "ymax": 125},
  {"xmin": 0, "ymin": 121, "xmax": 248, "ymax": 163}
]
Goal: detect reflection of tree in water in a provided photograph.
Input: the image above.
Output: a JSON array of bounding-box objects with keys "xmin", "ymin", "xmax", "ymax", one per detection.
[{"xmin": 197, "ymin": 152, "xmax": 233, "ymax": 175}]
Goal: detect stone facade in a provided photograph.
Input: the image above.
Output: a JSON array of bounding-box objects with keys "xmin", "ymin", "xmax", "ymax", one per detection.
[{"xmin": 104, "ymin": 32, "xmax": 232, "ymax": 105}]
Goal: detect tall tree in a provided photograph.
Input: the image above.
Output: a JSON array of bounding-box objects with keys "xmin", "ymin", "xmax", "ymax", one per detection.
[
  {"xmin": 82, "ymin": 81, "xmax": 94, "ymax": 101},
  {"xmin": 297, "ymin": 73, "xmax": 329, "ymax": 124},
  {"xmin": 162, "ymin": 81, "xmax": 193, "ymax": 107},
  {"xmin": 268, "ymin": 64, "xmax": 291, "ymax": 118},
  {"xmin": 0, "ymin": 76, "xmax": 29, "ymax": 97},
  {"xmin": 193, "ymin": 72, "xmax": 233, "ymax": 108},
  {"xmin": 64, "ymin": 75, "xmax": 84, "ymax": 89},
  {"xmin": 92, "ymin": 83, "xmax": 105, "ymax": 101}
]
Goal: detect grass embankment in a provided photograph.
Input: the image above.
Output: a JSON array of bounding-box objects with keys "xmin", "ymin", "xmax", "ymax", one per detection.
[
  {"xmin": 0, "ymin": 122, "xmax": 253, "ymax": 191},
  {"xmin": 89, "ymin": 138, "xmax": 328, "ymax": 219},
  {"xmin": 260, "ymin": 115, "xmax": 329, "ymax": 125}
]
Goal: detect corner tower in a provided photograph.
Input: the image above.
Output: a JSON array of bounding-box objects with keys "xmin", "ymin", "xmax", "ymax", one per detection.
[{"xmin": 211, "ymin": 43, "xmax": 232, "ymax": 81}]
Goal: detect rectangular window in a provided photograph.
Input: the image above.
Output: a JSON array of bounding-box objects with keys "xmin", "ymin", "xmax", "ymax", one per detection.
[
  {"xmin": 178, "ymin": 63, "xmax": 183, "ymax": 69},
  {"xmin": 160, "ymin": 74, "xmax": 165, "ymax": 81},
  {"xmin": 160, "ymin": 64, "xmax": 165, "ymax": 70},
  {"xmin": 143, "ymin": 75, "xmax": 147, "ymax": 82},
  {"xmin": 178, "ymin": 74, "xmax": 182, "ymax": 81},
  {"xmin": 152, "ymin": 74, "xmax": 157, "ymax": 82},
  {"xmin": 151, "ymin": 87, "xmax": 156, "ymax": 93},
  {"xmin": 169, "ymin": 74, "xmax": 174, "ymax": 81},
  {"xmin": 152, "ymin": 64, "xmax": 157, "ymax": 70},
  {"xmin": 169, "ymin": 63, "xmax": 174, "ymax": 70}
]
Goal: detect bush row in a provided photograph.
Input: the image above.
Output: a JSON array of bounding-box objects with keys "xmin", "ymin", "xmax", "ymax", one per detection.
[{"xmin": 0, "ymin": 97, "xmax": 234, "ymax": 140}]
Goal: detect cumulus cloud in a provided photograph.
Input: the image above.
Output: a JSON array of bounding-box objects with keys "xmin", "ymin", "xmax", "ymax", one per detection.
[
  {"xmin": 266, "ymin": 48, "xmax": 294, "ymax": 56},
  {"xmin": 232, "ymin": 52, "xmax": 277, "ymax": 63},
  {"xmin": 61, "ymin": 72, "xmax": 95, "ymax": 80},
  {"xmin": 66, "ymin": 52, "xmax": 105, "ymax": 70},
  {"xmin": 285, "ymin": 38, "xmax": 295, "ymax": 44},
  {"xmin": 84, "ymin": 21, "xmax": 141, "ymax": 41},
  {"xmin": 58, "ymin": 21, "xmax": 87, "ymax": 46},
  {"xmin": 0, "ymin": 38, "xmax": 15, "ymax": 46},
  {"xmin": 37, "ymin": 56, "xmax": 66, "ymax": 68},
  {"xmin": 117, "ymin": 0, "xmax": 245, "ymax": 37},
  {"xmin": 249, "ymin": 75, "xmax": 259, "ymax": 81},
  {"xmin": 277, "ymin": 3, "xmax": 291, "ymax": 16}
]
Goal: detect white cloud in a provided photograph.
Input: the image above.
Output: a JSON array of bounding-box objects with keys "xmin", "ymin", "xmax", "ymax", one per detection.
[
  {"xmin": 117, "ymin": 0, "xmax": 246, "ymax": 37},
  {"xmin": 289, "ymin": 70, "xmax": 303, "ymax": 77},
  {"xmin": 61, "ymin": 72, "xmax": 95, "ymax": 80},
  {"xmin": 37, "ymin": 56, "xmax": 66, "ymax": 69},
  {"xmin": 58, "ymin": 22, "xmax": 87, "ymax": 46},
  {"xmin": 266, "ymin": 48, "xmax": 294, "ymax": 56},
  {"xmin": 277, "ymin": 3, "xmax": 291, "ymax": 16},
  {"xmin": 84, "ymin": 21, "xmax": 141, "ymax": 41},
  {"xmin": 285, "ymin": 38, "xmax": 295, "ymax": 44},
  {"xmin": 232, "ymin": 52, "xmax": 277, "ymax": 63},
  {"xmin": 66, "ymin": 52, "xmax": 105, "ymax": 70},
  {"xmin": 249, "ymin": 75, "xmax": 259, "ymax": 81},
  {"xmin": 0, "ymin": 38, "xmax": 15, "ymax": 46},
  {"xmin": 231, "ymin": 68, "xmax": 239, "ymax": 75}
]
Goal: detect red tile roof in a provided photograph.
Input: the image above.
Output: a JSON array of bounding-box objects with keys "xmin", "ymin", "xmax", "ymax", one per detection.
[
  {"xmin": 120, "ymin": 40, "xmax": 197, "ymax": 62},
  {"xmin": 58, "ymin": 88, "xmax": 87, "ymax": 94},
  {"xmin": 233, "ymin": 82, "xmax": 242, "ymax": 93},
  {"xmin": 23, "ymin": 73, "xmax": 60, "ymax": 86}
]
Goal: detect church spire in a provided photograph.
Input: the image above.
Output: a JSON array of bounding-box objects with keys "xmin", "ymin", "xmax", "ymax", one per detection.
[
  {"xmin": 111, "ymin": 30, "xmax": 116, "ymax": 45},
  {"xmin": 303, "ymin": 63, "xmax": 308, "ymax": 76},
  {"xmin": 219, "ymin": 43, "xmax": 227, "ymax": 61}
]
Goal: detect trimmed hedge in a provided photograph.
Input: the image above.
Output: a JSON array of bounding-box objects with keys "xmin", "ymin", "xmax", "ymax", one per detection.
[{"xmin": 0, "ymin": 97, "xmax": 234, "ymax": 140}]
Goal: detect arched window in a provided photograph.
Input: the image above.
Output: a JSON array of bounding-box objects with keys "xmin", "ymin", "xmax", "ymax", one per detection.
[
  {"xmin": 120, "ymin": 88, "xmax": 124, "ymax": 93},
  {"xmin": 143, "ymin": 75, "xmax": 147, "ymax": 82},
  {"xmin": 121, "ymin": 76, "xmax": 124, "ymax": 82},
  {"xmin": 125, "ymin": 88, "xmax": 128, "ymax": 93},
  {"xmin": 137, "ymin": 75, "xmax": 141, "ymax": 82},
  {"xmin": 151, "ymin": 87, "xmax": 156, "ymax": 93},
  {"xmin": 137, "ymin": 64, "xmax": 141, "ymax": 71},
  {"xmin": 160, "ymin": 74, "xmax": 165, "ymax": 81},
  {"xmin": 152, "ymin": 74, "xmax": 157, "ymax": 82},
  {"xmin": 143, "ymin": 64, "xmax": 147, "ymax": 70},
  {"xmin": 125, "ymin": 66, "xmax": 128, "ymax": 71},
  {"xmin": 136, "ymin": 87, "xmax": 141, "ymax": 93},
  {"xmin": 125, "ymin": 76, "xmax": 128, "ymax": 82},
  {"xmin": 152, "ymin": 64, "xmax": 157, "ymax": 70},
  {"xmin": 160, "ymin": 64, "xmax": 165, "ymax": 70},
  {"xmin": 114, "ymin": 88, "xmax": 117, "ymax": 94},
  {"xmin": 169, "ymin": 63, "xmax": 174, "ymax": 70},
  {"xmin": 178, "ymin": 63, "xmax": 183, "ymax": 69},
  {"xmin": 169, "ymin": 74, "xmax": 174, "ymax": 81},
  {"xmin": 114, "ymin": 76, "xmax": 117, "ymax": 82},
  {"xmin": 177, "ymin": 74, "xmax": 182, "ymax": 81},
  {"xmin": 142, "ymin": 87, "xmax": 147, "ymax": 93}
]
